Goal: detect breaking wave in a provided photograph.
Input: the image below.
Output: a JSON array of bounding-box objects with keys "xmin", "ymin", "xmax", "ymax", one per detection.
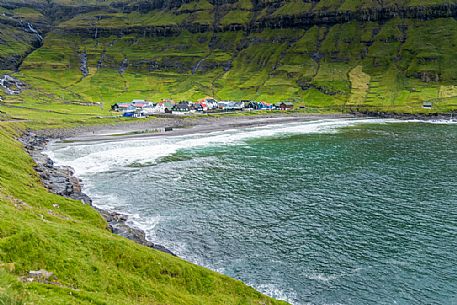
[{"xmin": 47, "ymin": 118, "xmax": 389, "ymax": 176}]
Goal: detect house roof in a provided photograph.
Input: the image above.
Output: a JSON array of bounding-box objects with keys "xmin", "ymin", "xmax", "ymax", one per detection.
[
  {"xmin": 175, "ymin": 102, "xmax": 189, "ymax": 108},
  {"xmin": 117, "ymin": 103, "xmax": 130, "ymax": 107}
]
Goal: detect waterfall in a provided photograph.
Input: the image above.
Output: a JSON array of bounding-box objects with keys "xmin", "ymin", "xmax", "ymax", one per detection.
[
  {"xmin": 26, "ymin": 23, "xmax": 43, "ymax": 42},
  {"xmin": 192, "ymin": 58, "xmax": 206, "ymax": 74},
  {"xmin": 0, "ymin": 75, "xmax": 24, "ymax": 95}
]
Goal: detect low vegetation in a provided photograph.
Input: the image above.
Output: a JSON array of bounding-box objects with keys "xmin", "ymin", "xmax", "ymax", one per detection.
[{"xmin": 0, "ymin": 121, "xmax": 286, "ymax": 304}]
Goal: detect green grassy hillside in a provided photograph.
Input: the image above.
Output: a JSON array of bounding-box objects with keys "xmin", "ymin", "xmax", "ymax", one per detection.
[
  {"xmin": 1, "ymin": 0, "xmax": 457, "ymax": 117},
  {"xmin": 0, "ymin": 121, "xmax": 287, "ymax": 304}
]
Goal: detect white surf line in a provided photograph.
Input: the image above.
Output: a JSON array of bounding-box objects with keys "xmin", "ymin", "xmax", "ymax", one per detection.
[{"xmin": 47, "ymin": 118, "xmax": 394, "ymax": 176}]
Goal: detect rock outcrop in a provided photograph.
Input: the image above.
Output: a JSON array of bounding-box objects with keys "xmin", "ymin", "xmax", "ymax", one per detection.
[
  {"xmin": 79, "ymin": 51, "xmax": 89, "ymax": 78},
  {"xmin": 4, "ymin": 1, "xmax": 457, "ymax": 40},
  {"xmin": 20, "ymin": 132, "xmax": 175, "ymax": 256},
  {"xmin": 0, "ymin": 74, "xmax": 27, "ymax": 95}
]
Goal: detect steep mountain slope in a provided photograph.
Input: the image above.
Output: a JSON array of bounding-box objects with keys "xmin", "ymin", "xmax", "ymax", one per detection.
[{"xmin": 1, "ymin": 0, "xmax": 457, "ymax": 119}]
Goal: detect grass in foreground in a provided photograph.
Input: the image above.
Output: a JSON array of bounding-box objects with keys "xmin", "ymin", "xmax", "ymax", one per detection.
[{"xmin": 0, "ymin": 122, "xmax": 287, "ymax": 305}]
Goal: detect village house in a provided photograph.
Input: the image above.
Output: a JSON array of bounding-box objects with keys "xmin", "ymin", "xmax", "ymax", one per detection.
[
  {"xmin": 196, "ymin": 100, "xmax": 208, "ymax": 112},
  {"xmin": 162, "ymin": 99, "xmax": 175, "ymax": 113},
  {"xmin": 111, "ymin": 102, "xmax": 131, "ymax": 112},
  {"xmin": 216, "ymin": 101, "xmax": 245, "ymax": 111},
  {"xmin": 152, "ymin": 102, "xmax": 166, "ymax": 113},
  {"xmin": 217, "ymin": 101, "xmax": 229, "ymax": 110},
  {"xmin": 132, "ymin": 99, "xmax": 147, "ymax": 107},
  {"xmin": 193, "ymin": 103, "xmax": 204, "ymax": 112},
  {"xmin": 173, "ymin": 101, "xmax": 190, "ymax": 112},
  {"xmin": 206, "ymin": 98, "xmax": 218, "ymax": 110},
  {"xmin": 198, "ymin": 97, "xmax": 218, "ymax": 111},
  {"xmin": 244, "ymin": 101, "xmax": 258, "ymax": 110},
  {"xmin": 423, "ymin": 101, "xmax": 433, "ymax": 109},
  {"xmin": 275, "ymin": 102, "xmax": 294, "ymax": 110},
  {"xmin": 258, "ymin": 101, "xmax": 273, "ymax": 110},
  {"xmin": 142, "ymin": 103, "xmax": 155, "ymax": 115},
  {"xmin": 112, "ymin": 100, "xmax": 153, "ymax": 112}
]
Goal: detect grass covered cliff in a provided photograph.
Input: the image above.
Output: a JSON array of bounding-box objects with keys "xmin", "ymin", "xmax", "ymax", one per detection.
[
  {"xmin": 0, "ymin": 0, "xmax": 457, "ymax": 119},
  {"xmin": 0, "ymin": 121, "xmax": 287, "ymax": 304}
]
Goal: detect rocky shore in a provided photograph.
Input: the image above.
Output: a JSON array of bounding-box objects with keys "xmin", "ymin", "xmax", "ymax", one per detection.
[
  {"xmin": 351, "ymin": 110, "xmax": 457, "ymax": 121},
  {"xmin": 20, "ymin": 131, "xmax": 175, "ymax": 256}
]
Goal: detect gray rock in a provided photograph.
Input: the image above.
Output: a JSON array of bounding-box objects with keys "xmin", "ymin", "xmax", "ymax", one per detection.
[
  {"xmin": 119, "ymin": 58, "xmax": 129, "ymax": 74},
  {"xmin": 29, "ymin": 269, "xmax": 54, "ymax": 280},
  {"xmin": 21, "ymin": 132, "xmax": 175, "ymax": 256},
  {"xmin": 97, "ymin": 208, "xmax": 175, "ymax": 256},
  {"xmin": 79, "ymin": 51, "xmax": 89, "ymax": 77}
]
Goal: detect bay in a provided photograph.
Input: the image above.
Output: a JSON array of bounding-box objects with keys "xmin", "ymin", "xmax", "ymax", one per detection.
[{"xmin": 48, "ymin": 119, "xmax": 457, "ymax": 305}]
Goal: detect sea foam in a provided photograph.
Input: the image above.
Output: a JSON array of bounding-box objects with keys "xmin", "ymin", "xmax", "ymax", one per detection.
[{"xmin": 48, "ymin": 118, "xmax": 389, "ymax": 176}]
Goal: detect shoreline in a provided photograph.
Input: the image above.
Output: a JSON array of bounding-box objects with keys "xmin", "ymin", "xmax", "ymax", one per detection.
[
  {"xmin": 21, "ymin": 112, "xmax": 456, "ymax": 272},
  {"xmin": 33, "ymin": 111, "xmax": 457, "ymax": 143},
  {"xmin": 36, "ymin": 113, "xmax": 355, "ymax": 142},
  {"xmin": 23, "ymin": 114, "xmax": 356, "ymax": 263},
  {"xmin": 350, "ymin": 110, "xmax": 456, "ymax": 121},
  {"xmin": 20, "ymin": 132, "xmax": 176, "ymax": 256}
]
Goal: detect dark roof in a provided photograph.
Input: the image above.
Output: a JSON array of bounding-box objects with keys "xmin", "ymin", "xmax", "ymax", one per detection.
[
  {"xmin": 175, "ymin": 102, "xmax": 189, "ymax": 109},
  {"xmin": 113, "ymin": 103, "xmax": 130, "ymax": 107}
]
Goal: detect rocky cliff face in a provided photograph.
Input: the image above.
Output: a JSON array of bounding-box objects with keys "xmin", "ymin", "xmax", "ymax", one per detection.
[
  {"xmin": 256, "ymin": 3, "xmax": 457, "ymax": 27},
  {"xmin": 3, "ymin": 1, "xmax": 457, "ymax": 36}
]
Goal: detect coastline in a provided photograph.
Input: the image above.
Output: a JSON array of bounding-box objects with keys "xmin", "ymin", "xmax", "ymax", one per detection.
[
  {"xmin": 22, "ymin": 114, "xmax": 355, "ymax": 263},
  {"xmin": 21, "ymin": 112, "xmax": 456, "ymax": 267},
  {"xmin": 351, "ymin": 110, "xmax": 456, "ymax": 121},
  {"xmin": 35, "ymin": 113, "xmax": 355, "ymax": 142},
  {"xmin": 18, "ymin": 112, "xmax": 457, "ymax": 304},
  {"xmin": 33, "ymin": 111, "xmax": 456, "ymax": 143},
  {"xmin": 20, "ymin": 132, "xmax": 176, "ymax": 256}
]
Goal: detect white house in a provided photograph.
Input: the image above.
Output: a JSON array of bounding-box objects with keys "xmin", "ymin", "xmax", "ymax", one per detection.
[{"xmin": 152, "ymin": 102, "xmax": 166, "ymax": 113}]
